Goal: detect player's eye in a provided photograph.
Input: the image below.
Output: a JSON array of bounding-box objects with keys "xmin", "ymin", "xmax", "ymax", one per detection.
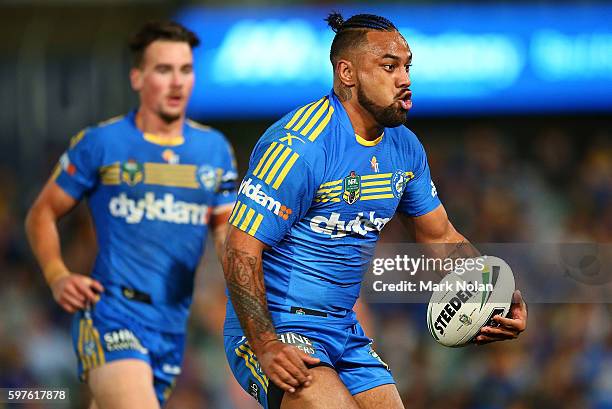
[
  {"xmin": 155, "ymin": 66, "xmax": 171, "ymax": 74},
  {"xmin": 405, "ymin": 64, "xmax": 412, "ymax": 72},
  {"xmin": 383, "ymin": 64, "xmax": 395, "ymax": 72}
]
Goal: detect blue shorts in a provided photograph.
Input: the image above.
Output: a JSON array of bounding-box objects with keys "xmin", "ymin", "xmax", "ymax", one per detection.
[
  {"xmin": 224, "ymin": 320, "xmax": 395, "ymax": 408},
  {"xmin": 70, "ymin": 299, "xmax": 185, "ymax": 406}
]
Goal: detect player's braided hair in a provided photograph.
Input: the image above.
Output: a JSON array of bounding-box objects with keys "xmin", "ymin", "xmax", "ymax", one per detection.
[
  {"xmin": 325, "ymin": 12, "xmax": 398, "ymax": 65},
  {"xmin": 129, "ymin": 21, "xmax": 200, "ymax": 67}
]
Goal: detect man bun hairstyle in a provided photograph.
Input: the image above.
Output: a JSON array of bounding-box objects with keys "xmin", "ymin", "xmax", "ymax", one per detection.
[
  {"xmin": 129, "ymin": 20, "xmax": 200, "ymax": 67},
  {"xmin": 326, "ymin": 12, "xmax": 398, "ymax": 65}
]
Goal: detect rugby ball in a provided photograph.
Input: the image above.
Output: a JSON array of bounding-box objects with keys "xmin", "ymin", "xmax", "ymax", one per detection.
[{"xmin": 426, "ymin": 256, "xmax": 515, "ymax": 347}]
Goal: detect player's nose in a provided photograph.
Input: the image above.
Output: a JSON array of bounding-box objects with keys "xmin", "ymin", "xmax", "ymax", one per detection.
[
  {"xmin": 397, "ymin": 69, "xmax": 410, "ymax": 89},
  {"xmin": 170, "ymin": 70, "xmax": 184, "ymax": 87}
]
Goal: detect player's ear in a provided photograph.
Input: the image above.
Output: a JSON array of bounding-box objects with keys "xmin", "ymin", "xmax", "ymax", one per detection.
[
  {"xmin": 336, "ymin": 59, "xmax": 356, "ymax": 87},
  {"xmin": 130, "ymin": 67, "xmax": 143, "ymax": 92}
]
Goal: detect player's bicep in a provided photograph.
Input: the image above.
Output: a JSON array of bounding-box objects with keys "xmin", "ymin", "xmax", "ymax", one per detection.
[
  {"xmin": 411, "ymin": 204, "xmax": 454, "ymax": 243},
  {"xmin": 30, "ymin": 178, "xmax": 80, "ymax": 221}
]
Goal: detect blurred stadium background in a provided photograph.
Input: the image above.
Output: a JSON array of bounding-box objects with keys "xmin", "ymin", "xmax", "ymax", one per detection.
[{"xmin": 0, "ymin": 1, "xmax": 611, "ymax": 408}]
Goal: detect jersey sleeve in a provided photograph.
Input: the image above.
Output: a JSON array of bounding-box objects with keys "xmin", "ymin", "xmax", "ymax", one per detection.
[
  {"xmin": 228, "ymin": 136, "xmax": 316, "ymax": 246},
  {"xmin": 397, "ymin": 139, "xmax": 441, "ymax": 217},
  {"xmin": 212, "ymin": 138, "xmax": 239, "ymax": 213},
  {"xmin": 53, "ymin": 129, "xmax": 101, "ymax": 200}
]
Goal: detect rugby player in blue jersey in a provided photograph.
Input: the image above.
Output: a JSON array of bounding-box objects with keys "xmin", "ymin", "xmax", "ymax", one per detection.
[
  {"xmin": 25, "ymin": 21, "xmax": 237, "ymax": 409},
  {"xmin": 222, "ymin": 12, "xmax": 528, "ymax": 408}
]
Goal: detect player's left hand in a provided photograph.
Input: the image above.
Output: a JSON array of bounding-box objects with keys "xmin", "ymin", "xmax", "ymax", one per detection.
[{"xmin": 474, "ymin": 290, "xmax": 527, "ymax": 345}]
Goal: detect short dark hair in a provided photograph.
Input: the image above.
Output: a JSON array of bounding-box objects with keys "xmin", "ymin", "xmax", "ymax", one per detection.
[
  {"xmin": 129, "ymin": 20, "xmax": 200, "ymax": 67},
  {"xmin": 325, "ymin": 12, "xmax": 398, "ymax": 66}
]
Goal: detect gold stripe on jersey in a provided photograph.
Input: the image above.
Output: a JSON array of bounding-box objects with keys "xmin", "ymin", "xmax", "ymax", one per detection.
[
  {"xmin": 271, "ymin": 152, "xmax": 299, "ymax": 189},
  {"xmin": 300, "ymin": 99, "xmax": 330, "ymax": 136},
  {"xmin": 231, "ymin": 204, "xmax": 264, "ymax": 236},
  {"xmin": 240, "ymin": 208, "xmax": 256, "ymax": 231},
  {"xmin": 318, "ymin": 179, "xmax": 342, "ymax": 189},
  {"xmin": 264, "ymin": 146, "xmax": 292, "ymax": 185},
  {"xmin": 361, "ymin": 187, "xmax": 392, "ymax": 194},
  {"xmin": 231, "ymin": 203, "xmax": 248, "ymax": 227},
  {"xmin": 254, "ymin": 144, "xmax": 285, "ymax": 180},
  {"xmin": 308, "ymin": 104, "xmax": 335, "ymax": 142},
  {"xmin": 100, "ymin": 162, "xmax": 120, "ymax": 185},
  {"xmin": 69, "ymin": 130, "xmax": 87, "ymax": 148},
  {"xmin": 317, "ymin": 185, "xmax": 342, "ymax": 194},
  {"xmin": 248, "ymin": 214, "xmax": 264, "ymax": 236},
  {"xmin": 361, "ymin": 180, "xmax": 389, "ymax": 187},
  {"xmin": 315, "ymin": 196, "xmax": 342, "ymax": 203},
  {"xmin": 51, "ymin": 163, "xmax": 62, "ymax": 181},
  {"xmin": 229, "ymin": 200, "xmax": 242, "ymax": 224},
  {"xmin": 361, "ymin": 194, "xmax": 395, "ymax": 201},
  {"xmin": 290, "ymin": 97, "xmax": 326, "ymax": 133},
  {"xmin": 284, "ymin": 101, "xmax": 317, "ymax": 130},
  {"xmin": 361, "ymin": 173, "xmax": 392, "ymax": 180},
  {"xmin": 144, "ymin": 163, "xmax": 199, "ymax": 189},
  {"xmin": 253, "ymin": 142, "xmax": 279, "ymax": 176}
]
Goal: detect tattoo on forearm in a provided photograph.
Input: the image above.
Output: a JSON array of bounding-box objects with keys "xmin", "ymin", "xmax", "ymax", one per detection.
[
  {"xmin": 224, "ymin": 248, "xmax": 275, "ymax": 344},
  {"xmin": 446, "ymin": 240, "xmax": 480, "ymax": 259}
]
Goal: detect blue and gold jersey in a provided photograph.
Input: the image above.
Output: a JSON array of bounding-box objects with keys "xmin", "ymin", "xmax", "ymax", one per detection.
[
  {"xmin": 55, "ymin": 111, "xmax": 237, "ymax": 333},
  {"xmin": 224, "ymin": 91, "xmax": 440, "ymax": 335}
]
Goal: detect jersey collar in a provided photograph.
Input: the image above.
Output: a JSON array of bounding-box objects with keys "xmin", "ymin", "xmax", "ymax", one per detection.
[
  {"xmin": 128, "ymin": 110, "xmax": 186, "ymax": 147},
  {"xmin": 328, "ymin": 90, "xmax": 384, "ymax": 147}
]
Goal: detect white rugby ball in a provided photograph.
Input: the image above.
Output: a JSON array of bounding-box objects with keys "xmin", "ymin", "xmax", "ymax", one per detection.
[{"xmin": 426, "ymin": 256, "xmax": 515, "ymax": 347}]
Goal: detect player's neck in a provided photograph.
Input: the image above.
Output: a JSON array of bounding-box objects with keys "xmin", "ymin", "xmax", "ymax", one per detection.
[
  {"xmin": 135, "ymin": 108, "xmax": 184, "ymax": 138},
  {"xmin": 340, "ymin": 97, "xmax": 384, "ymax": 141}
]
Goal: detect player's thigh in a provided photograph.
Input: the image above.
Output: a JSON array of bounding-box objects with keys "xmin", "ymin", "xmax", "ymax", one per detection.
[
  {"xmin": 353, "ymin": 383, "xmax": 404, "ymax": 409},
  {"xmin": 280, "ymin": 366, "xmax": 360, "ymax": 409},
  {"xmin": 87, "ymin": 359, "xmax": 160, "ymax": 409}
]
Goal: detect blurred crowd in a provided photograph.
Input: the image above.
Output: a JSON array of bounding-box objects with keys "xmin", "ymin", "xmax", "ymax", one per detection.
[{"xmin": 0, "ymin": 122, "xmax": 610, "ymax": 409}]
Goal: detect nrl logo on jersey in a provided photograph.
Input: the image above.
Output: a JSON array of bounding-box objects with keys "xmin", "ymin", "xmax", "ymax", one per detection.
[
  {"xmin": 343, "ymin": 171, "xmax": 361, "ymax": 204},
  {"xmin": 121, "ymin": 159, "xmax": 143, "ymax": 186}
]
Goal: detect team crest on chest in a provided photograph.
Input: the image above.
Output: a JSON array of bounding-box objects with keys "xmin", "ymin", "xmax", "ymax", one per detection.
[
  {"xmin": 121, "ymin": 159, "xmax": 143, "ymax": 186},
  {"xmin": 343, "ymin": 171, "xmax": 361, "ymax": 205},
  {"xmin": 391, "ymin": 169, "xmax": 407, "ymax": 199},
  {"xmin": 197, "ymin": 165, "xmax": 219, "ymax": 191}
]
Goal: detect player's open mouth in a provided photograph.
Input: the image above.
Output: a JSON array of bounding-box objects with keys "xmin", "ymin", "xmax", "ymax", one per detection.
[
  {"xmin": 167, "ymin": 96, "xmax": 183, "ymax": 106},
  {"xmin": 398, "ymin": 91, "xmax": 412, "ymax": 110}
]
